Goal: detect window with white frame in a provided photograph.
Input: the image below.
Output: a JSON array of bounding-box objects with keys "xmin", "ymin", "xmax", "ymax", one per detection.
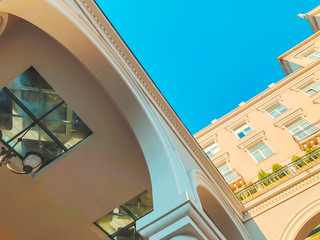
[
  {"xmin": 305, "ymin": 50, "xmax": 320, "ymax": 60},
  {"xmin": 234, "ymin": 123, "xmax": 253, "ymax": 138},
  {"xmin": 300, "ymin": 81, "xmax": 320, "ymax": 96},
  {"xmin": 218, "ymin": 163, "xmax": 235, "ymax": 182},
  {"xmin": 266, "ymin": 102, "xmax": 288, "ymax": 118},
  {"xmin": 286, "ymin": 118, "xmax": 318, "ymax": 140},
  {"xmin": 204, "ymin": 142, "xmax": 220, "ymax": 157},
  {"xmin": 248, "ymin": 141, "xmax": 274, "ymax": 163}
]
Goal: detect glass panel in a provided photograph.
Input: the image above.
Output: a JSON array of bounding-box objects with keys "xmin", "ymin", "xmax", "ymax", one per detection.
[
  {"xmin": 40, "ymin": 103, "xmax": 92, "ymax": 149},
  {"xmin": 0, "ymin": 90, "xmax": 33, "ymax": 143},
  {"xmin": 237, "ymin": 132, "xmax": 245, "ymax": 138},
  {"xmin": 244, "ymin": 127, "xmax": 253, "ymax": 135},
  {"xmin": 260, "ymin": 145, "xmax": 273, "ymax": 158},
  {"xmin": 206, "ymin": 151, "xmax": 213, "ymax": 157},
  {"xmin": 270, "ymin": 110, "xmax": 280, "ymax": 118},
  {"xmin": 114, "ymin": 226, "xmax": 141, "ymax": 240},
  {"xmin": 287, "ymin": 119, "xmax": 305, "ymax": 131},
  {"xmin": 253, "ymin": 151, "xmax": 264, "ymax": 162},
  {"xmin": 6, "ymin": 67, "xmax": 63, "ymax": 118},
  {"xmin": 95, "ymin": 208, "xmax": 134, "ymax": 236},
  {"xmin": 293, "ymin": 128, "xmax": 308, "ymax": 140},
  {"xmin": 249, "ymin": 141, "xmax": 264, "ymax": 153},
  {"xmin": 11, "ymin": 126, "xmax": 64, "ymax": 162},
  {"xmin": 123, "ymin": 191, "xmax": 153, "ymax": 220}
]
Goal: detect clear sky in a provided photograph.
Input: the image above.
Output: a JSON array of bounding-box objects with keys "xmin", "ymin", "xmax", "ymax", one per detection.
[{"xmin": 96, "ymin": 0, "xmax": 319, "ymax": 134}]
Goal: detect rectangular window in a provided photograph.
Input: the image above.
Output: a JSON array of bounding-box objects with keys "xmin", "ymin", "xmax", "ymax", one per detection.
[
  {"xmin": 286, "ymin": 118, "xmax": 318, "ymax": 140},
  {"xmin": 266, "ymin": 102, "xmax": 288, "ymax": 118},
  {"xmin": 218, "ymin": 163, "xmax": 235, "ymax": 182},
  {"xmin": 234, "ymin": 123, "xmax": 253, "ymax": 138},
  {"xmin": 300, "ymin": 81, "xmax": 320, "ymax": 96},
  {"xmin": 305, "ymin": 50, "xmax": 320, "ymax": 60},
  {"xmin": 248, "ymin": 141, "xmax": 274, "ymax": 163},
  {"xmin": 204, "ymin": 142, "xmax": 220, "ymax": 157}
]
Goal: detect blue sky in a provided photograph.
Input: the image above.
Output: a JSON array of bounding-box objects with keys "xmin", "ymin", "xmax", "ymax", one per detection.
[{"xmin": 96, "ymin": 0, "xmax": 319, "ymax": 134}]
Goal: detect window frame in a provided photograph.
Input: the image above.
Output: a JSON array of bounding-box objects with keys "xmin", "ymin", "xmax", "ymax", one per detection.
[
  {"xmin": 265, "ymin": 101, "xmax": 289, "ymax": 119},
  {"xmin": 304, "ymin": 49, "xmax": 320, "ymax": 60},
  {"xmin": 204, "ymin": 142, "xmax": 220, "ymax": 157},
  {"xmin": 299, "ymin": 80, "xmax": 320, "ymax": 97},
  {"xmin": 217, "ymin": 162, "xmax": 235, "ymax": 182},
  {"xmin": 233, "ymin": 122, "xmax": 254, "ymax": 139},
  {"xmin": 248, "ymin": 140, "xmax": 275, "ymax": 163},
  {"xmin": 285, "ymin": 117, "xmax": 319, "ymax": 140}
]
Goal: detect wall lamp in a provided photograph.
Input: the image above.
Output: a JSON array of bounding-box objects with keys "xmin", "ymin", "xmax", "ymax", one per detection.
[{"xmin": 0, "ymin": 129, "xmax": 43, "ymax": 174}]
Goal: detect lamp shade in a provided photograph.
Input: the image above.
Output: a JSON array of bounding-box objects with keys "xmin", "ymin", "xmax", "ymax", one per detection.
[{"xmin": 23, "ymin": 153, "xmax": 43, "ymax": 173}]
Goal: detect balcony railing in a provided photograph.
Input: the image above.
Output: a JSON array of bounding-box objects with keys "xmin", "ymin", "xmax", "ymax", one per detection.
[
  {"xmin": 222, "ymin": 168, "xmax": 239, "ymax": 183},
  {"xmin": 236, "ymin": 147, "xmax": 320, "ymax": 203}
]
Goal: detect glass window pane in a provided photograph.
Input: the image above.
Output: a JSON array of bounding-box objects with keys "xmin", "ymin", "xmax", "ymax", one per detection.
[
  {"xmin": 270, "ymin": 111, "xmax": 280, "ymax": 118},
  {"xmin": 260, "ymin": 145, "xmax": 273, "ymax": 158},
  {"xmin": 95, "ymin": 208, "xmax": 134, "ymax": 236},
  {"xmin": 287, "ymin": 119, "xmax": 305, "ymax": 130},
  {"xmin": 123, "ymin": 191, "xmax": 153, "ymax": 220},
  {"xmin": 5, "ymin": 67, "xmax": 63, "ymax": 118},
  {"xmin": 237, "ymin": 132, "xmax": 245, "ymax": 138},
  {"xmin": 114, "ymin": 226, "xmax": 141, "ymax": 240},
  {"xmin": 244, "ymin": 127, "xmax": 253, "ymax": 135},
  {"xmin": 40, "ymin": 103, "xmax": 92, "ymax": 149},
  {"xmin": 249, "ymin": 141, "xmax": 264, "ymax": 152},
  {"xmin": 11, "ymin": 126, "xmax": 64, "ymax": 163},
  {"xmin": 206, "ymin": 151, "xmax": 213, "ymax": 157},
  {"xmin": 0, "ymin": 90, "xmax": 33, "ymax": 144},
  {"xmin": 253, "ymin": 151, "xmax": 264, "ymax": 162}
]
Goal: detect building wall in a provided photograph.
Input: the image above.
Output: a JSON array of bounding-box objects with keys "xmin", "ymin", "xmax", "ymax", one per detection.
[{"xmin": 195, "ymin": 63, "xmax": 320, "ymax": 184}]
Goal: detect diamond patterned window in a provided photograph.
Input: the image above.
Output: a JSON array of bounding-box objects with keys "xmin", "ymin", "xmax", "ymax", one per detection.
[{"xmin": 0, "ymin": 67, "xmax": 92, "ymax": 168}]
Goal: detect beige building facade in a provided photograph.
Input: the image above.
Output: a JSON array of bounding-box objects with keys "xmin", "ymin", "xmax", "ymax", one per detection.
[{"xmin": 195, "ymin": 5, "xmax": 320, "ymax": 240}]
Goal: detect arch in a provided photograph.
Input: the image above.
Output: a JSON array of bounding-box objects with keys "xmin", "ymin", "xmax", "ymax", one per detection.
[
  {"xmin": 191, "ymin": 170, "xmax": 249, "ymax": 240},
  {"xmin": 281, "ymin": 197, "xmax": 320, "ymax": 240},
  {"xmin": 0, "ymin": 0, "xmax": 193, "ymax": 209}
]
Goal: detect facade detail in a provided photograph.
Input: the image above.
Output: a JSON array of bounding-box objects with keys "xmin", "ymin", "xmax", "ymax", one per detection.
[
  {"xmin": 1, "ymin": 1, "xmax": 320, "ymax": 240},
  {"xmin": 195, "ymin": 5, "xmax": 320, "ymax": 240}
]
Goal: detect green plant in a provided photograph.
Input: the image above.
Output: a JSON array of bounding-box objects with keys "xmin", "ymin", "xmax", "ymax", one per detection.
[
  {"xmin": 258, "ymin": 170, "xmax": 272, "ymax": 187},
  {"xmin": 305, "ymin": 147, "xmax": 319, "ymax": 163},
  {"xmin": 272, "ymin": 163, "xmax": 286, "ymax": 180},
  {"xmin": 292, "ymin": 155, "xmax": 305, "ymax": 169}
]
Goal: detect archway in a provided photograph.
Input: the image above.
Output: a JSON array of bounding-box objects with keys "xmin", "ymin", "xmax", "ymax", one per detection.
[
  {"xmin": 0, "ymin": 0, "xmax": 194, "ymax": 211},
  {"xmin": 281, "ymin": 198, "xmax": 320, "ymax": 240},
  {"xmin": 190, "ymin": 169, "xmax": 248, "ymax": 240}
]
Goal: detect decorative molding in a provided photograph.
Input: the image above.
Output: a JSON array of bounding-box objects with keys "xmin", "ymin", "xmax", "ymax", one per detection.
[
  {"xmin": 313, "ymin": 97, "xmax": 320, "ymax": 104},
  {"xmin": 246, "ymin": 171, "xmax": 320, "ymax": 218},
  {"xmin": 274, "ymin": 108, "xmax": 305, "ymax": 129},
  {"xmin": 212, "ymin": 152, "xmax": 230, "ymax": 167},
  {"xmin": 225, "ymin": 115, "xmax": 249, "ymax": 132},
  {"xmin": 256, "ymin": 95, "xmax": 282, "ymax": 112},
  {"xmin": 75, "ymin": 0, "xmax": 244, "ymax": 213},
  {"xmin": 238, "ymin": 131, "xmax": 266, "ymax": 151},
  {"xmin": 289, "ymin": 73, "xmax": 317, "ymax": 92}
]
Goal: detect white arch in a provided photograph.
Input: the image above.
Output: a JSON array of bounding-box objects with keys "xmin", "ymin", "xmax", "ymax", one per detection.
[
  {"xmin": 280, "ymin": 197, "xmax": 320, "ymax": 240},
  {"xmin": 189, "ymin": 169, "xmax": 251, "ymax": 240},
  {"xmin": 0, "ymin": 0, "xmax": 194, "ymax": 209}
]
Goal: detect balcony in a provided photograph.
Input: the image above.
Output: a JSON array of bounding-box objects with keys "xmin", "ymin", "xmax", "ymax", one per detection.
[
  {"xmin": 292, "ymin": 119, "xmax": 320, "ymax": 150},
  {"xmin": 222, "ymin": 169, "xmax": 245, "ymax": 191},
  {"xmin": 236, "ymin": 147, "xmax": 320, "ymax": 203}
]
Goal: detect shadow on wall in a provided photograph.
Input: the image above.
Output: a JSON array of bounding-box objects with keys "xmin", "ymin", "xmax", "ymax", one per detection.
[{"xmin": 197, "ymin": 186, "xmax": 266, "ymax": 240}]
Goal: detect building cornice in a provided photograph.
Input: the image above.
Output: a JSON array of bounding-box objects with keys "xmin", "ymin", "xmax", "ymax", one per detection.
[
  {"xmin": 194, "ymin": 60, "xmax": 320, "ymax": 139},
  {"xmin": 277, "ymin": 29, "xmax": 320, "ymax": 60}
]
